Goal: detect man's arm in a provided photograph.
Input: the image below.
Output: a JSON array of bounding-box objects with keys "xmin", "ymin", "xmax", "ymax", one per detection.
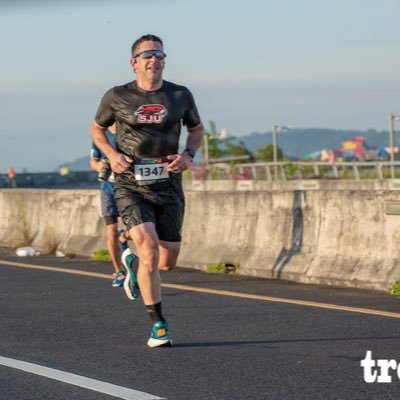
[
  {"xmin": 166, "ymin": 123, "xmax": 204, "ymax": 173},
  {"xmin": 184, "ymin": 123, "xmax": 204, "ymax": 155},
  {"xmin": 89, "ymin": 157, "xmax": 99, "ymax": 172},
  {"xmin": 90, "ymin": 121, "xmax": 132, "ymax": 173}
]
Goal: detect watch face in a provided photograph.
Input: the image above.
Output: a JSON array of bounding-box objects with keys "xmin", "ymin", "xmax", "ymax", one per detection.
[{"xmin": 186, "ymin": 148, "xmax": 195, "ymax": 158}]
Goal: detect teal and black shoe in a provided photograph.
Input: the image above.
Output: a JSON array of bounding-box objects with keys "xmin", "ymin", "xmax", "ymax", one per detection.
[
  {"xmin": 147, "ymin": 320, "xmax": 172, "ymax": 348},
  {"xmin": 121, "ymin": 248, "xmax": 140, "ymax": 301}
]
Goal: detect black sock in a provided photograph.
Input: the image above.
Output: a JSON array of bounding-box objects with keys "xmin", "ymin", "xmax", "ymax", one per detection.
[{"xmin": 145, "ymin": 302, "xmax": 165, "ymax": 323}]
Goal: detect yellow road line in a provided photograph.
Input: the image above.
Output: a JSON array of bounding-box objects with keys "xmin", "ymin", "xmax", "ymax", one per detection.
[
  {"xmin": 162, "ymin": 283, "xmax": 400, "ymax": 319},
  {"xmin": 0, "ymin": 259, "xmax": 111, "ymax": 279},
  {"xmin": 1, "ymin": 259, "xmax": 400, "ymax": 320}
]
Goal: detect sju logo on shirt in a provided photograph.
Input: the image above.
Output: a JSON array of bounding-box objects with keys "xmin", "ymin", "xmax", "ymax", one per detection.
[{"xmin": 134, "ymin": 104, "xmax": 168, "ymax": 124}]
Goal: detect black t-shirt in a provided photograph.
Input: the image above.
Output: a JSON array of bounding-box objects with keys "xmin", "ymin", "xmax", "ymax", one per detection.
[
  {"xmin": 95, "ymin": 80, "xmax": 201, "ymax": 159},
  {"xmin": 94, "ymin": 79, "xmax": 201, "ymax": 191}
]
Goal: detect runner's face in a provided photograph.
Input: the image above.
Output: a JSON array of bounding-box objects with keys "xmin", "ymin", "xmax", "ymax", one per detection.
[{"xmin": 131, "ymin": 40, "xmax": 165, "ymax": 84}]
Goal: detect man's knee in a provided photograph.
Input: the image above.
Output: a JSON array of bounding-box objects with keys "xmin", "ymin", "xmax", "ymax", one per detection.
[{"xmin": 134, "ymin": 234, "xmax": 160, "ymax": 271}]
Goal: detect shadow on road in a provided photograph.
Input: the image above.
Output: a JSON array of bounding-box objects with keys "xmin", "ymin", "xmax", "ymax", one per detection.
[{"xmin": 173, "ymin": 335, "xmax": 400, "ymax": 348}]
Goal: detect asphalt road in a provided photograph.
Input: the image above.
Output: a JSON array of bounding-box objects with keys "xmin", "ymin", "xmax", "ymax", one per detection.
[{"xmin": 1, "ymin": 247, "xmax": 400, "ymax": 400}]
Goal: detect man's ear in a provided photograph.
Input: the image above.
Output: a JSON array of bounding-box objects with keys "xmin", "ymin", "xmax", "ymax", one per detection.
[{"xmin": 129, "ymin": 57, "xmax": 137, "ymax": 69}]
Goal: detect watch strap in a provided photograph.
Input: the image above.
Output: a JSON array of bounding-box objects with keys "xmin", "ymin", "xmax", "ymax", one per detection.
[{"xmin": 184, "ymin": 147, "xmax": 196, "ymax": 158}]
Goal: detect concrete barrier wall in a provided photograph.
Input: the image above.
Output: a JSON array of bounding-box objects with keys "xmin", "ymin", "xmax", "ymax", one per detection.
[
  {"xmin": 0, "ymin": 189, "xmax": 106, "ymax": 255},
  {"xmin": 1, "ymin": 186, "xmax": 400, "ymax": 291},
  {"xmin": 180, "ymin": 189, "xmax": 400, "ymax": 291}
]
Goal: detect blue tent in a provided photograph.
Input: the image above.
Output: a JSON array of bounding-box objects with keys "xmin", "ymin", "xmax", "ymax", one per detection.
[{"xmin": 303, "ymin": 150, "xmax": 323, "ymax": 159}]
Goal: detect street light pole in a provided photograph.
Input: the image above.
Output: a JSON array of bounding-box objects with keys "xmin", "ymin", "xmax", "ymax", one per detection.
[
  {"xmin": 272, "ymin": 125, "xmax": 278, "ymax": 180},
  {"xmin": 272, "ymin": 124, "xmax": 291, "ymax": 180},
  {"xmin": 388, "ymin": 114, "xmax": 400, "ymax": 179}
]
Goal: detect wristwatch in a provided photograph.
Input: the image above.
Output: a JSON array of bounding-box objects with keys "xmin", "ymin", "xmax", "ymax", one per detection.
[{"xmin": 184, "ymin": 147, "xmax": 196, "ymax": 159}]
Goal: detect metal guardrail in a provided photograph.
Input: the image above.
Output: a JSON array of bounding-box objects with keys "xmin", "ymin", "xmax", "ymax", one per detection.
[{"xmin": 192, "ymin": 161, "xmax": 400, "ymax": 181}]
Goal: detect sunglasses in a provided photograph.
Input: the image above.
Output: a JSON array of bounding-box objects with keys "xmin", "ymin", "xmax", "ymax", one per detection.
[{"xmin": 133, "ymin": 50, "xmax": 166, "ymax": 60}]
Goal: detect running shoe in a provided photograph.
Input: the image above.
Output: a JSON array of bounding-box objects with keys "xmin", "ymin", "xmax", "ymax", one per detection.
[
  {"xmin": 112, "ymin": 271, "xmax": 125, "ymax": 287},
  {"xmin": 147, "ymin": 320, "xmax": 172, "ymax": 348},
  {"xmin": 121, "ymin": 247, "xmax": 140, "ymax": 301}
]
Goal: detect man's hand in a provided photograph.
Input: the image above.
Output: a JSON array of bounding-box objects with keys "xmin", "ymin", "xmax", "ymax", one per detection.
[
  {"xmin": 109, "ymin": 152, "xmax": 134, "ymax": 173},
  {"xmin": 96, "ymin": 159, "xmax": 108, "ymax": 173},
  {"xmin": 166, "ymin": 153, "xmax": 192, "ymax": 173}
]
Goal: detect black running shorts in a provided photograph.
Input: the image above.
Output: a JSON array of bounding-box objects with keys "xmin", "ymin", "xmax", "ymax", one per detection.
[{"xmin": 115, "ymin": 184, "xmax": 185, "ymax": 242}]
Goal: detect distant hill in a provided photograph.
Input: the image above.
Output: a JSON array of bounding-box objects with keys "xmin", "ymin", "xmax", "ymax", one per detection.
[
  {"xmin": 63, "ymin": 155, "xmax": 91, "ymax": 171},
  {"xmin": 240, "ymin": 128, "xmax": 390, "ymax": 159},
  {"xmin": 60, "ymin": 128, "xmax": 391, "ymax": 169}
]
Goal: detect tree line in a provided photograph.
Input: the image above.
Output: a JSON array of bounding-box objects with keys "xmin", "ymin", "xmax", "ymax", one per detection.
[{"xmin": 203, "ymin": 121, "xmax": 283, "ymax": 163}]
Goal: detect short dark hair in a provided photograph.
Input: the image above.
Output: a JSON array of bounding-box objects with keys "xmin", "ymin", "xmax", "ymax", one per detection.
[{"xmin": 131, "ymin": 34, "xmax": 163, "ymax": 56}]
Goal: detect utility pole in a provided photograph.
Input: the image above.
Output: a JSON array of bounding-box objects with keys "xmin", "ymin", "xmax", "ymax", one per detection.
[
  {"xmin": 388, "ymin": 114, "xmax": 400, "ymax": 179},
  {"xmin": 272, "ymin": 124, "xmax": 291, "ymax": 180}
]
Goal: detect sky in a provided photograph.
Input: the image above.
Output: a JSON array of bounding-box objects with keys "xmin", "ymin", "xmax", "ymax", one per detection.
[{"xmin": 1, "ymin": 0, "xmax": 400, "ymax": 172}]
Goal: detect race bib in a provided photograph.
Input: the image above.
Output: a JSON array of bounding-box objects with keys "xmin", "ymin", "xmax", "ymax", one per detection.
[{"xmin": 134, "ymin": 158, "xmax": 169, "ymax": 185}]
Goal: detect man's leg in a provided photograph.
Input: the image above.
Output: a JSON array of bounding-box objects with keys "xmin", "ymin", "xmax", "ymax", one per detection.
[
  {"xmin": 101, "ymin": 189, "xmax": 125, "ymax": 285},
  {"xmin": 129, "ymin": 222, "xmax": 171, "ymax": 347},
  {"xmin": 105, "ymin": 218, "xmax": 126, "ymax": 288},
  {"xmin": 129, "ymin": 222, "xmax": 161, "ymax": 304},
  {"xmin": 106, "ymin": 222, "xmax": 122, "ymax": 274},
  {"xmin": 158, "ymin": 240, "xmax": 181, "ymax": 271}
]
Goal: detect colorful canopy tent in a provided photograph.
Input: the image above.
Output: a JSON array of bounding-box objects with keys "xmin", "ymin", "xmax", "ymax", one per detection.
[{"xmin": 301, "ymin": 136, "xmax": 379, "ymax": 161}]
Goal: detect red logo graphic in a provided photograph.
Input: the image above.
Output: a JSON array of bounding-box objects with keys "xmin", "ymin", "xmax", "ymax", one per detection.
[{"xmin": 134, "ymin": 104, "xmax": 168, "ymax": 124}]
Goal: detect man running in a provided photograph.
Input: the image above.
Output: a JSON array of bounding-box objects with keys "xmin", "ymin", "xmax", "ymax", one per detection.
[
  {"xmin": 90, "ymin": 124, "xmax": 126, "ymax": 287},
  {"xmin": 90, "ymin": 34, "xmax": 204, "ymax": 347}
]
